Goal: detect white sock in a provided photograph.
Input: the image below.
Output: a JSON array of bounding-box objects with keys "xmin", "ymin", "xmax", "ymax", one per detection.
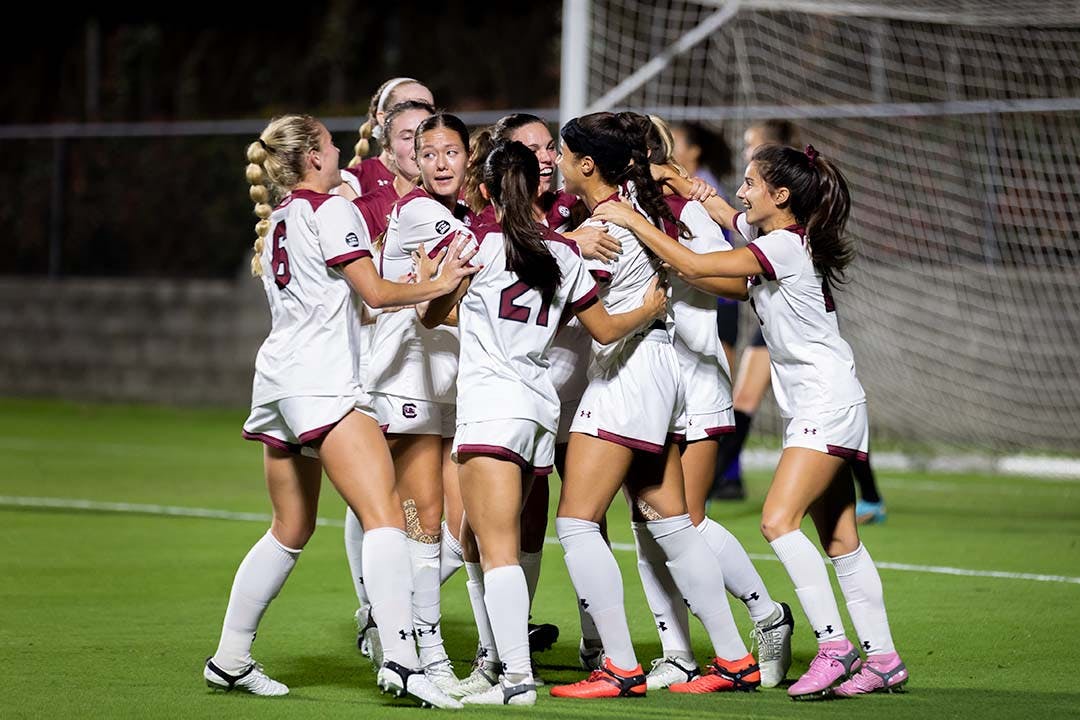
[
  {"xmin": 408, "ymin": 538, "xmax": 446, "ymax": 665},
  {"xmin": 632, "ymin": 521, "xmax": 692, "ymax": 658},
  {"xmin": 344, "ymin": 508, "xmax": 369, "ymax": 607},
  {"xmin": 697, "ymin": 518, "xmax": 775, "ymax": 622},
  {"xmin": 363, "ymin": 527, "xmax": 419, "ymax": 668},
  {"xmin": 465, "ymin": 561, "xmax": 499, "ymax": 664},
  {"xmin": 439, "ymin": 521, "xmax": 464, "ymax": 585},
  {"xmin": 213, "ymin": 531, "xmax": 300, "ymax": 673},
  {"xmin": 556, "ymin": 517, "xmax": 637, "ymax": 670},
  {"xmin": 647, "ymin": 514, "xmax": 747, "ymax": 660},
  {"xmin": 484, "ymin": 565, "xmax": 532, "ymax": 680},
  {"xmin": 770, "ymin": 529, "xmax": 846, "ymax": 644},
  {"xmin": 519, "ymin": 550, "xmax": 543, "ymax": 606},
  {"xmin": 831, "ymin": 544, "xmax": 896, "ymax": 655}
]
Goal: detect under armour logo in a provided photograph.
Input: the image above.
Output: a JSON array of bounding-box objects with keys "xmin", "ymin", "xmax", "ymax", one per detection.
[
  {"xmin": 683, "ymin": 598, "xmax": 691, "ymax": 609},
  {"xmin": 478, "ymin": 648, "xmax": 489, "ymax": 659},
  {"xmin": 813, "ymin": 625, "xmax": 834, "ymax": 638},
  {"xmin": 579, "ymin": 410, "xmax": 592, "ymax": 418},
  {"xmin": 803, "ymin": 427, "xmax": 818, "ymax": 435},
  {"xmin": 579, "ymin": 598, "xmax": 590, "ymax": 610},
  {"xmin": 862, "ymin": 640, "xmax": 871, "ymax": 650},
  {"xmin": 742, "ymin": 592, "xmax": 760, "ymax": 602},
  {"xmin": 658, "ymin": 621, "xmax": 668, "ymax": 632},
  {"xmin": 398, "ymin": 629, "xmax": 409, "ymax": 641}
]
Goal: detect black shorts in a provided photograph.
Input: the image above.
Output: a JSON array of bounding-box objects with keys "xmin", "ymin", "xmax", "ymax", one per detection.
[{"xmin": 715, "ymin": 298, "xmax": 740, "ymax": 346}]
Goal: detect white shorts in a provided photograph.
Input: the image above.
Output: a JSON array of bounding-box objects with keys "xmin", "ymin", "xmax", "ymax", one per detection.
[
  {"xmin": 243, "ymin": 394, "xmax": 376, "ymax": 458},
  {"xmin": 570, "ymin": 338, "xmax": 685, "ymax": 454},
  {"xmin": 453, "ymin": 419, "xmax": 555, "ymax": 476},
  {"xmin": 783, "ymin": 403, "xmax": 869, "ymax": 460},
  {"xmin": 372, "ymin": 393, "xmax": 456, "ymax": 437},
  {"xmin": 556, "ymin": 397, "xmax": 583, "ymax": 446},
  {"xmin": 681, "ymin": 407, "xmax": 736, "ymax": 443}
]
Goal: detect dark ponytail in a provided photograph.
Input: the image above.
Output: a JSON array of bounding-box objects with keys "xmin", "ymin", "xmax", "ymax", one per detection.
[
  {"xmin": 485, "ymin": 141, "xmax": 560, "ymax": 305},
  {"xmin": 752, "ymin": 143, "xmax": 853, "ymax": 287},
  {"xmin": 562, "ymin": 112, "xmax": 689, "ymax": 239},
  {"xmin": 617, "ymin": 112, "xmax": 690, "ymax": 240}
]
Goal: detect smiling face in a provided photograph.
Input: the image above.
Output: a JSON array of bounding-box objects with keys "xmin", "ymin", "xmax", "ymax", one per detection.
[
  {"xmin": 736, "ymin": 160, "xmax": 787, "ymax": 226},
  {"xmin": 510, "ymin": 122, "xmax": 557, "ymax": 196},
  {"xmin": 385, "ymin": 107, "xmax": 431, "ymax": 182},
  {"xmin": 417, "ymin": 127, "xmax": 467, "ymax": 202},
  {"xmin": 557, "ymin": 140, "xmax": 596, "ymax": 198}
]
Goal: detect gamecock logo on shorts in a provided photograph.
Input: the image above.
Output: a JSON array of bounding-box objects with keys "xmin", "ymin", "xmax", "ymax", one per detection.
[{"xmin": 402, "ymin": 403, "xmax": 417, "ymax": 419}]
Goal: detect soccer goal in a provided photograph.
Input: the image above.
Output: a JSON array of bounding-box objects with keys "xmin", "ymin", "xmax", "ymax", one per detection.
[{"xmin": 562, "ymin": 0, "xmax": 1080, "ymax": 455}]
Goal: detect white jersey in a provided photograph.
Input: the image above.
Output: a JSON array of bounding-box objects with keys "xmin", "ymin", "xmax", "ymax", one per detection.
[
  {"xmin": 735, "ymin": 212, "xmax": 866, "ymax": 417},
  {"xmin": 366, "ymin": 187, "xmax": 475, "ymax": 403},
  {"xmin": 250, "ymin": 189, "xmax": 374, "ymax": 406},
  {"xmin": 457, "ymin": 223, "xmax": 598, "ymax": 432},
  {"xmin": 581, "ymin": 192, "xmax": 667, "ymax": 370},
  {"xmin": 665, "ymin": 195, "xmax": 733, "ymax": 413}
]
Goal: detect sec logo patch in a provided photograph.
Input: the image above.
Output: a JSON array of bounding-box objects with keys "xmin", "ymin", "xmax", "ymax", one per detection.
[
  {"xmin": 435, "ymin": 220, "xmax": 451, "ymax": 235},
  {"xmin": 345, "ymin": 232, "xmax": 360, "ymax": 248}
]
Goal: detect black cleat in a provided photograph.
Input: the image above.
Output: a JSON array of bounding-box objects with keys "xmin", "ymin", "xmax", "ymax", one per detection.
[{"xmin": 527, "ymin": 622, "xmax": 560, "ymax": 653}]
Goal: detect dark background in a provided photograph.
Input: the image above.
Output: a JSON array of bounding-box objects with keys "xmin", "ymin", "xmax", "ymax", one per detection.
[{"xmin": 0, "ymin": 2, "xmax": 563, "ymax": 277}]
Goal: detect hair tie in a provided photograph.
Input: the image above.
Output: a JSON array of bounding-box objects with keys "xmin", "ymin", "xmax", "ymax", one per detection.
[{"xmin": 804, "ymin": 144, "xmax": 819, "ymax": 164}]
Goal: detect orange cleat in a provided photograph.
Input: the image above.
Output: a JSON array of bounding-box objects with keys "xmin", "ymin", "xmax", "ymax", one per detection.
[
  {"xmin": 550, "ymin": 657, "xmax": 647, "ymax": 699},
  {"xmin": 669, "ymin": 653, "xmax": 760, "ymax": 694}
]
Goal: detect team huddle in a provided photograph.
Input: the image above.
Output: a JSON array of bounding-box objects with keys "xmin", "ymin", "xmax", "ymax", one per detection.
[{"xmin": 202, "ymin": 77, "xmax": 908, "ymax": 708}]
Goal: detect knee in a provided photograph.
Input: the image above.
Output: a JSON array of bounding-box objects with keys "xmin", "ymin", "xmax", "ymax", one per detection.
[
  {"xmin": 760, "ymin": 510, "xmax": 798, "ymax": 542},
  {"xmin": 271, "ymin": 517, "xmax": 316, "ymax": 550}
]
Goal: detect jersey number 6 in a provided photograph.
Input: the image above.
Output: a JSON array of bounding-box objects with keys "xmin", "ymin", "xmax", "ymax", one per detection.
[
  {"xmin": 499, "ymin": 281, "xmax": 550, "ymax": 326},
  {"xmin": 272, "ymin": 222, "xmax": 291, "ymax": 289}
]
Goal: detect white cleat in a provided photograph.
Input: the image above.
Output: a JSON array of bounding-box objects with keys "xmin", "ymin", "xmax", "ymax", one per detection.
[
  {"xmin": 462, "ymin": 676, "xmax": 537, "ymax": 706},
  {"xmin": 450, "ymin": 655, "xmax": 500, "ymax": 699},
  {"xmin": 646, "ymin": 654, "xmax": 700, "ymax": 690},
  {"xmin": 204, "ymin": 658, "xmax": 288, "ymax": 697},
  {"xmin": 356, "ymin": 607, "xmax": 383, "ymax": 672},
  {"xmin": 578, "ymin": 638, "xmax": 604, "ymax": 671},
  {"xmin": 751, "ymin": 601, "xmax": 794, "ymax": 688},
  {"xmin": 377, "ymin": 660, "xmax": 463, "ymax": 709},
  {"xmin": 423, "ymin": 657, "xmax": 460, "ymax": 695},
  {"xmin": 355, "ymin": 606, "xmax": 372, "ymax": 657}
]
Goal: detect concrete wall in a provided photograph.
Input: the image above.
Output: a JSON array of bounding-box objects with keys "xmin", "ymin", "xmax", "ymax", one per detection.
[{"xmin": 0, "ymin": 277, "xmax": 268, "ymax": 407}]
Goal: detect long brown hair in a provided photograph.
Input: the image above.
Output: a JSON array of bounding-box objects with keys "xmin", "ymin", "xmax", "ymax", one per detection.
[
  {"xmin": 485, "ymin": 141, "xmax": 560, "ymax": 305},
  {"xmin": 753, "ymin": 144, "xmax": 853, "ymax": 287}
]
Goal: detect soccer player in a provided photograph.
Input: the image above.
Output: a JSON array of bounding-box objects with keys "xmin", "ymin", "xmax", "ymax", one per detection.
[
  {"xmin": 550, "ymin": 112, "xmax": 759, "ymax": 700},
  {"xmin": 364, "ymin": 112, "xmax": 479, "ymax": 693},
  {"xmin": 420, "ymin": 140, "xmax": 666, "ymax": 705},
  {"xmin": 343, "ymin": 77, "xmax": 434, "ymax": 197},
  {"xmin": 467, "ymin": 114, "xmax": 621, "ymax": 681},
  {"xmin": 342, "ymin": 98, "xmax": 435, "ymax": 661},
  {"xmin": 615, "ymin": 113, "xmax": 795, "ymax": 690},
  {"xmin": 204, "ymin": 114, "xmax": 475, "ymax": 709},
  {"xmin": 594, "ymin": 143, "xmax": 908, "ymax": 699},
  {"xmin": 711, "ymin": 121, "xmax": 888, "ymax": 523}
]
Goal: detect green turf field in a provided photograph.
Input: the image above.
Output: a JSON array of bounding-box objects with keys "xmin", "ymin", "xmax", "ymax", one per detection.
[{"xmin": 2, "ymin": 398, "xmax": 1078, "ymax": 719}]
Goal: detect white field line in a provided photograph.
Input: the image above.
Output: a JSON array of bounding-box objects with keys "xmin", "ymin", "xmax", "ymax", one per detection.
[{"xmin": 3, "ymin": 495, "xmax": 1078, "ymax": 587}]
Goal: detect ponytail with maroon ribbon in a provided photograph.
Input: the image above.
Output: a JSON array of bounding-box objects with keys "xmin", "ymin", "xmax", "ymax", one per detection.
[{"xmin": 804, "ymin": 144, "xmax": 819, "ymax": 165}]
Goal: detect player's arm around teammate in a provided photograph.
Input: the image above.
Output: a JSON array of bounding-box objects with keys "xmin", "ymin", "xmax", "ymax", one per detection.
[{"xmin": 204, "ymin": 115, "xmax": 473, "ymax": 709}]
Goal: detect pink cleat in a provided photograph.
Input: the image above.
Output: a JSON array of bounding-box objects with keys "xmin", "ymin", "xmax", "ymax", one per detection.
[
  {"xmin": 787, "ymin": 639, "xmax": 862, "ymax": 700},
  {"xmin": 833, "ymin": 652, "xmax": 908, "ymax": 697}
]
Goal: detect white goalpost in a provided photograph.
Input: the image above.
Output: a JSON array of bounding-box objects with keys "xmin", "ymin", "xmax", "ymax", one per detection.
[{"xmin": 561, "ymin": 0, "xmax": 1080, "ymax": 458}]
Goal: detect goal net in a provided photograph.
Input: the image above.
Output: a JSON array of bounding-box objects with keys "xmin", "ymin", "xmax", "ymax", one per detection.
[{"xmin": 570, "ymin": 0, "xmax": 1080, "ymax": 454}]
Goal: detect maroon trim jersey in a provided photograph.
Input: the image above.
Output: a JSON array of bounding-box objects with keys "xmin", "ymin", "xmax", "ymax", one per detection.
[{"xmin": 251, "ymin": 190, "xmax": 373, "ymax": 406}]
